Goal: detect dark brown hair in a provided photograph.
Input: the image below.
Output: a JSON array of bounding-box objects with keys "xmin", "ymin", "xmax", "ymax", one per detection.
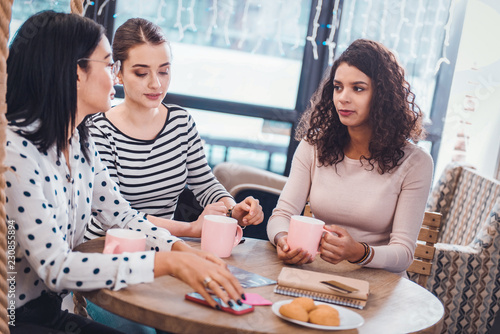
[
  {"xmin": 296, "ymin": 39, "xmax": 424, "ymax": 174},
  {"xmin": 7, "ymin": 11, "xmax": 105, "ymax": 160},
  {"xmin": 112, "ymin": 18, "xmax": 169, "ymax": 64}
]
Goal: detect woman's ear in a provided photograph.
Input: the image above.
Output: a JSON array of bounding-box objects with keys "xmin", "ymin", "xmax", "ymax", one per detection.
[
  {"xmin": 76, "ymin": 64, "xmax": 87, "ymax": 88},
  {"xmin": 117, "ymin": 71, "xmax": 123, "ymax": 85}
]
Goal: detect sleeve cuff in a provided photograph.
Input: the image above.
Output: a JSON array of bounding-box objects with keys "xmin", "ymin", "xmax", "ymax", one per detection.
[{"xmin": 113, "ymin": 251, "xmax": 155, "ymax": 290}]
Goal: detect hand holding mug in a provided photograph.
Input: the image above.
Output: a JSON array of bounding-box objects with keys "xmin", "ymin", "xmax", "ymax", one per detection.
[
  {"xmin": 275, "ymin": 232, "xmax": 313, "ymax": 265},
  {"xmin": 319, "ymin": 224, "xmax": 366, "ymax": 264}
]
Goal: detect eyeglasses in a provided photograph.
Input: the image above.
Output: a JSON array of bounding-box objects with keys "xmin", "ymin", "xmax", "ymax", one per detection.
[{"xmin": 77, "ymin": 58, "xmax": 121, "ymax": 79}]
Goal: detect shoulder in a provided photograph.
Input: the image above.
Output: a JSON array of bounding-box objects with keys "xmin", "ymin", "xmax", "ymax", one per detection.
[
  {"xmin": 6, "ymin": 126, "xmax": 38, "ymax": 154},
  {"xmin": 296, "ymin": 139, "xmax": 315, "ymax": 154},
  {"xmin": 88, "ymin": 112, "xmax": 112, "ymax": 135},
  {"xmin": 399, "ymin": 142, "xmax": 434, "ymax": 177},
  {"xmin": 402, "ymin": 142, "xmax": 433, "ymax": 166},
  {"xmin": 292, "ymin": 139, "xmax": 316, "ymax": 166},
  {"xmin": 164, "ymin": 103, "xmax": 189, "ymax": 119},
  {"xmin": 163, "ymin": 103, "xmax": 197, "ymax": 129},
  {"xmin": 6, "ymin": 127, "xmax": 49, "ymax": 171}
]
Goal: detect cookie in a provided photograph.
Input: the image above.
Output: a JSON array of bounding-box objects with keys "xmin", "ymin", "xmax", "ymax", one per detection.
[
  {"xmin": 279, "ymin": 302, "xmax": 309, "ymax": 322},
  {"xmin": 308, "ymin": 307, "xmax": 340, "ymax": 326},
  {"xmin": 313, "ymin": 304, "xmax": 338, "ymax": 312},
  {"xmin": 290, "ymin": 297, "xmax": 316, "ymax": 312}
]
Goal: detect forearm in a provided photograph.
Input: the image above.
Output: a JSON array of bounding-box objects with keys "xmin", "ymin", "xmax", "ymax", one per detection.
[
  {"xmin": 217, "ymin": 196, "xmax": 236, "ymax": 210},
  {"xmin": 146, "ymin": 215, "xmax": 198, "ymax": 237}
]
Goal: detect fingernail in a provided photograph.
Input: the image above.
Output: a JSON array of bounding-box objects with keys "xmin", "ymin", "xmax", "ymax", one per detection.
[
  {"xmin": 241, "ymin": 294, "xmax": 246, "ymax": 300},
  {"xmin": 215, "ymin": 304, "xmax": 221, "ymax": 310},
  {"xmin": 237, "ymin": 299, "xmax": 243, "ymax": 306},
  {"xmin": 228, "ymin": 300, "xmax": 234, "ymax": 307}
]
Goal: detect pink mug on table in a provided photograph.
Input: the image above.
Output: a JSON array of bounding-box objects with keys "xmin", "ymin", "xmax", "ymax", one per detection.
[
  {"xmin": 287, "ymin": 215, "xmax": 326, "ymax": 256},
  {"xmin": 103, "ymin": 229, "xmax": 147, "ymax": 254},
  {"xmin": 201, "ymin": 215, "xmax": 243, "ymax": 258}
]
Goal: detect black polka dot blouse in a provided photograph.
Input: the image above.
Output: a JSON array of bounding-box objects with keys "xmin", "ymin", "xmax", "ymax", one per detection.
[{"xmin": 5, "ymin": 126, "xmax": 180, "ymax": 308}]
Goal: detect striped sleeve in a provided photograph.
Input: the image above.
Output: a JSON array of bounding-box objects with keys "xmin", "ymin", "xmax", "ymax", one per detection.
[{"xmin": 184, "ymin": 111, "xmax": 232, "ymax": 206}]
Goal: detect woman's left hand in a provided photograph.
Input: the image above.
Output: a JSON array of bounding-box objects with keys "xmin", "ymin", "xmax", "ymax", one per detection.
[
  {"xmin": 231, "ymin": 196, "xmax": 264, "ymax": 226},
  {"xmin": 319, "ymin": 225, "xmax": 366, "ymax": 264}
]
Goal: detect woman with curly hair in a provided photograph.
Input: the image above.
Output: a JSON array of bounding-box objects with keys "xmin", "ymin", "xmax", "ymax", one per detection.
[{"xmin": 267, "ymin": 39, "xmax": 433, "ymax": 276}]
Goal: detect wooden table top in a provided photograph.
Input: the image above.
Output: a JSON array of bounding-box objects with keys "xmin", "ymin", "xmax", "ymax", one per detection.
[{"xmin": 74, "ymin": 237, "xmax": 444, "ymax": 334}]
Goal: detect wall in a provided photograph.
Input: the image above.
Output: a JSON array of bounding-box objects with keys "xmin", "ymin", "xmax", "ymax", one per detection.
[{"xmin": 435, "ymin": 0, "xmax": 500, "ymax": 180}]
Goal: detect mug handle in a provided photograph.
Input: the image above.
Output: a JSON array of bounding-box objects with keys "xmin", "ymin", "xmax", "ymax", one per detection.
[
  {"xmin": 103, "ymin": 240, "xmax": 119, "ymax": 254},
  {"xmin": 315, "ymin": 226, "xmax": 332, "ymax": 255},
  {"xmin": 232, "ymin": 225, "xmax": 243, "ymax": 248}
]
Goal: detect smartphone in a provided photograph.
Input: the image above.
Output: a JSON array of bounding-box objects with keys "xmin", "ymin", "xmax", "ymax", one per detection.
[{"xmin": 185, "ymin": 292, "xmax": 254, "ymax": 315}]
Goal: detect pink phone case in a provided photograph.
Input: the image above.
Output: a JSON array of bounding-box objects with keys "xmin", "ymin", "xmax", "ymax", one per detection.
[{"xmin": 185, "ymin": 292, "xmax": 254, "ymax": 315}]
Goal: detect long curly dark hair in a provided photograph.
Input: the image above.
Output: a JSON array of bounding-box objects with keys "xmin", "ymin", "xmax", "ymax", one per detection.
[{"xmin": 296, "ymin": 39, "xmax": 425, "ymax": 174}]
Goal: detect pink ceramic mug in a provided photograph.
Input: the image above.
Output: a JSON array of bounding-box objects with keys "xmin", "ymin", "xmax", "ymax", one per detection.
[
  {"xmin": 103, "ymin": 229, "xmax": 147, "ymax": 254},
  {"xmin": 287, "ymin": 215, "xmax": 326, "ymax": 256},
  {"xmin": 201, "ymin": 215, "xmax": 243, "ymax": 258}
]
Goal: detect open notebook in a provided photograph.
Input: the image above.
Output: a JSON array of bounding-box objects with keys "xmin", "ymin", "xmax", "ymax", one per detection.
[{"xmin": 274, "ymin": 267, "xmax": 370, "ymax": 309}]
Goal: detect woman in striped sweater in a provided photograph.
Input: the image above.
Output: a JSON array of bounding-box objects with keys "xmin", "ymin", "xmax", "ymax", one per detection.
[{"xmin": 85, "ymin": 18, "xmax": 263, "ymax": 241}]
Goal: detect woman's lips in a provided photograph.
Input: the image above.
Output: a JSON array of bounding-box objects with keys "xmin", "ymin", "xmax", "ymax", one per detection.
[
  {"xmin": 145, "ymin": 93, "xmax": 162, "ymax": 100},
  {"xmin": 338, "ymin": 109, "xmax": 355, "ymax": 117}
]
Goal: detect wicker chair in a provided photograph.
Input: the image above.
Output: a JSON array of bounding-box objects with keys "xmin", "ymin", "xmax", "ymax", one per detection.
[{"xmin": 409, "ymin": 163, "xmax": 500, "ymax": 334}]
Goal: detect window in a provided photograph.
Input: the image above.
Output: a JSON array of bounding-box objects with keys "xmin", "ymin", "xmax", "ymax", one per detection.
[
  {"xmin": 112, "ymin": 0, "xmax": 313, "ymax": 174},
  {"xmin": 9, "ymin": 0, "xmax": 470, "ymax": 177},
  {"xmin": 115, "ymin": 0, "xmax": 311, "ymax": 110},
  {"xmin": 9, "ymin": 0, "xmax": 70, "ymax": 43}
]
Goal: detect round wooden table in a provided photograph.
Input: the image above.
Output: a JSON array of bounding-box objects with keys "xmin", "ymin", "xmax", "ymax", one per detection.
[{"xmin": 75, "ymin": 237, "xmax": 443, "ymax": 333}]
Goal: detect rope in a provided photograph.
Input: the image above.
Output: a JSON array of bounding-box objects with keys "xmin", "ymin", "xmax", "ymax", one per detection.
[
  {"xmin": 71, "ymin": 0, "xmax": 84, "ymax": 16},
  {"xmin": 72, "ymin": 292, "xmax": 88, "ymax": 318},
  {"xmin": 0, "ymin": 0, "xmax": 14, "ymax": 332},
  {"xmin": 70, "ymin": 0, "xmax": 90, "ymax": 317}
]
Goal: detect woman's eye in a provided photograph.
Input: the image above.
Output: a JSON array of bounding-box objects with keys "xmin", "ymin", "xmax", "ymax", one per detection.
[
  {"xmin": 159, "ymin": 68, "xmax": 170, "ymax": 75},
  {"xmin": 354, "ymin": 86, "xmax": 364, "ymax": 92},
  {"xmin": 135, "ymin": 72, "xmax": 147, "ymax": 77},
  {"xmin": 333, "ymin": 85, "xmax": 341, "ymax": 91}
]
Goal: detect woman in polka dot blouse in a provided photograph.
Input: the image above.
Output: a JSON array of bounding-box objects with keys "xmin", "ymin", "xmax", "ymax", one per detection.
[{"xmin": 5, "ymin": 11, "xmax": 244, "ymax": 334}]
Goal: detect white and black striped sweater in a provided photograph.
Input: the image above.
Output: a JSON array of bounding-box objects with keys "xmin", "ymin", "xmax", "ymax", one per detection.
[{"xmin": 84, "ymin": 104, "xmax": 231, "ymax": 240}]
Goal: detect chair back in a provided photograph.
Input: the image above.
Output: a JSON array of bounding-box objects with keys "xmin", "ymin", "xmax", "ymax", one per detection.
[
  {"xmin": 428, "ymin": 165, "xmax": 500, "ymax": 246},
  {"xmin": 213, "ymin": 162, "xmax": 287, "ymax": 194},
  {"xmin": 407, "ymin": 211, "xmax": 442, "ymax": 288}
]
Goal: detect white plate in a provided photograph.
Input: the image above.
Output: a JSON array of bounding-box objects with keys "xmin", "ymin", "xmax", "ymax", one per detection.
[{"xmin": 272, "ymin": 299, "xmax": 364, "ymax": 330}]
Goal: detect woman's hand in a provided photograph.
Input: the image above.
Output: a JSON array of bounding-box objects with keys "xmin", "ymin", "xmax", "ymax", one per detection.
[
  {"xmin": 275, "ymin": 232, "xmax": 314, "ymax": 265},
  {"xmin": 319, "ymin": 225, "xmax": 365, "ymax": 264},
  {"xmin": 231, "ymin": 196, "xmax": 264, "ymax": 226},
  {"xmin": 156, "ymin": 243, "xmax": 244, "ymax": 309},
  {"xmin": 188, "ymin": 203, "xmax": 228, "ymax": 237},
  {"xmin": 173, "ymin": 240, "xmax": 226, "ymax": 267}
]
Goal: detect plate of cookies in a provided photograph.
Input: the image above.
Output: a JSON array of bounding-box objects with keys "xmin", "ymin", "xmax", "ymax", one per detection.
[{"xmin": 272, "ymin": 297, "xmax": 364, "ymax": 330}]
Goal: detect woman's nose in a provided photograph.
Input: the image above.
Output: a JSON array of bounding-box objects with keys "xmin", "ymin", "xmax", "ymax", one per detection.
[
  {"xmin": 149, "ymin": 73, "xmax": 161, "ymax": 88},
  {"xmin": 337, "ymin": 90, "xmax": 350, "ymax": 103}
]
